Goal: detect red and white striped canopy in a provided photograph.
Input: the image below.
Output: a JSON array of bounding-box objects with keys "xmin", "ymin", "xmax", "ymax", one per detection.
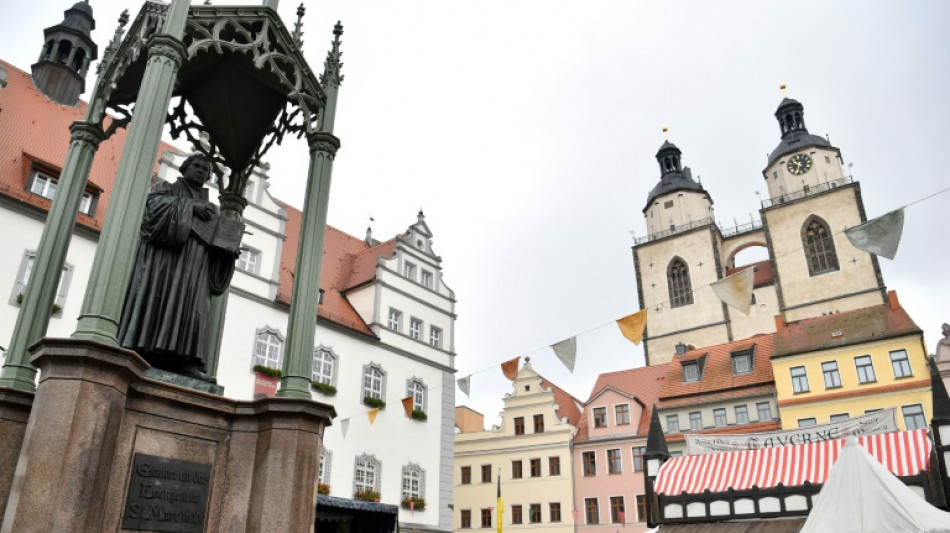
[{"xmin": 655, "ymin": 429, "xmax": 931, "ymax": 495}]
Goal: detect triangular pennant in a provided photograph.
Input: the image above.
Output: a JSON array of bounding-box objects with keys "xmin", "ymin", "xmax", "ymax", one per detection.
[
  {"xmin": 410, "ymin": 500, "xmax": 415, "ymax": 513},
  {"xmin": 551, "ymin": 336, "xmax": 577, "ymax": 373},
  {"xmin": 616, "ymin": 309, "xmax": 647, "ymax": 345},
  {"xmin": 341, "ymin": 418, "xmax": 350, "ymax": 438},
  {"xmin": 844, "ymin": 208, "xmax": 904, "ymax": 260},
  {"xmin": 368, "ymin": 407, "xmax": 380, "ymax": 425},
  {"xmin": 401, "ymin": 396, "xmax": 414, "ymax": 418},
  {"xmin": 711, "ymin": 267, "xmax": 755, "ymax": 315},
  {"xmin": 500, "ymin": 356, "xmax": 520, "ymax": 381},
  {"xmin": 457, "ymin": 375, "xmax": 471, "ymax": 397}
]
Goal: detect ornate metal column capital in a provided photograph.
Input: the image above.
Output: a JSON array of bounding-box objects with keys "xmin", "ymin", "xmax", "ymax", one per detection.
[
  {"xmin": 146, "ymin": 34, "xmax": 187, "ymax": 69},
  {"xmin": 68, "ymin": 121, "xmax": 105, "ymax": 149},
  {"xmin": 306, "ymin": 131, "xmax": 340, "ymax": 156}
]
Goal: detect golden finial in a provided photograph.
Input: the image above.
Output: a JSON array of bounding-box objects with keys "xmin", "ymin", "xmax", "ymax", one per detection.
[
  {"xmin": 662, "ymin": 126, "xmax": 669, "ymax": 140},
  {"xmin": 780, "ymin": 83, "xmax": 788, "ymax": 97}
]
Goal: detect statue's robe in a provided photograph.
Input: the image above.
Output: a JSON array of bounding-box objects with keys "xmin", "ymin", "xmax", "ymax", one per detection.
[{"xmin": 118, "ymin": 178, "xmax": 235, "ymax": 372}]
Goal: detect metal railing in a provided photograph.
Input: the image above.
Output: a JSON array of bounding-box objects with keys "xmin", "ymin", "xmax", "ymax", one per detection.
[
  {"xmin": 719, "ymin": 219, "xmax": 762, "ymax": 238},
  {"xmin": 635, "ymin": 217, "xmax": 715, "ymax": 245},
  {"xmin": 760, "ymin": 177, "xmax": 853, "ymax": 209}
]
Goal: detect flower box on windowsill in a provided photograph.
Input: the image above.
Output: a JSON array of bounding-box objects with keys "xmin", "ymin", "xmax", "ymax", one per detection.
[
  {"xmin": 363, "ymin": 396, "xmax": 386, "ymax": 409},
  {"xmin": 318, "ymin": 482, "xmax": 330, "ymax": 495},
  {"xmin": 401, "ymin": 496, "xmax": 426, "ymax": 511},
  {"xmin": 253, "ymin": 365, "xmax": 282, "ymax": 378},
  {"xmin": 354, "ymin": 488, "xmax": 380, "ymax": 502},
  {"xmin": 311, "ymin": 381, "xmax": 337, "ymax": 396},
  {"xmin": 410, "ymin": 409, "xmax": 427, "ymax": 421}
]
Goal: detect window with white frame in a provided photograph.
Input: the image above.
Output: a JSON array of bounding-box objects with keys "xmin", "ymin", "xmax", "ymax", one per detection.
[
  {"xmin": 312, "ymin": 348, "xmax": 336, "ymax": 385},
  {"xmin": 407, "ymin": 379, "xmax": 426, "ymax": 413},
  {"xmin": 363, "ymin": 364, "xmax": 385, "ymax": 400},
  {"xmin": 421, "ymin": 270, "xmax": 433, "ymax": 288},
  {"xmin": 253, "ymin": 328, "xmax": 284, "ymax": 370},
  {"xmin": 830, "ymin": 413, "xmax": 850, "ymax": 423},
  {"xmin": 731, "ymin": 350, "xmax": 753, "ymax": 374},
  {"xmin": 402, "ymin": 463, "xmax": 425, "ymax": 500},
  {"xmin": 902, "ymin": 404, "xmax": 927, "ymax": 430},
  {"xmin": 822, "ymin": 361, "xmax": 842, "ymax": 388},
  {"xmin": 666, "ymin": 414, "xmax": 680, "ymax": 432},
  {"xmin": 855, "ymin": 355, "xmax": 876, "ymax": 383},
  {"xmin": 429, "ymin": 326, "xmax": 442, "ymax": 348},
  {"xmin": 890, "ymin": 350, "xmax": 912, "ymax": 379},
  {"xmin": 798, "ymin": 418, "xmax": 817, "ymax": 428},
  {"xmin": 735, "ymin": 405, "xmax": 749, "ymax": 424},
  {"xmin": 713, "ymin": 408, "xmax": 727, "ymax": 427},
  {"xmin": 689, "ymin": 412, "xmax": 702, "ymax": 430},
  {"xmin": 404, "ymin": 261, "xmax": 416, "ymax": 280},
  {"xmin": 29, "ymin": 170, "xmax": 95, "ymax": 215},
  {"xmin": 388, "ymin": 308, "xmax": 402, "ymax": 331},
  {"xmin": 757, "ymin": 402, "xmax": 772, "ymax": 421},
  {"xmin": 11, "ymin": 251, "xmax": 72, "ymax": 309},
  {"xmin": 319, "ymin": 448, "xmax": 332, "ymax": 484},
  {"xmin": 409, "ymin": 317, "xmax": 422, "ymax": 340},
  {"xmin": 354, "ymin": 454, "xmax": 381, "ymax": 493},
  {"xmin": 790, "ymin": 366, "xmax": 809, "ymax": 393},
  {"xmin": 236, "ymin": 248, "xmax": 260, "ymax": 274}
]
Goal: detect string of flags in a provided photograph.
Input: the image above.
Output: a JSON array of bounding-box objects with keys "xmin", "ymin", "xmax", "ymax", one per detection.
[{"xmin": 330, "ymin": 187, "xmax": 947, "ymax": 425}]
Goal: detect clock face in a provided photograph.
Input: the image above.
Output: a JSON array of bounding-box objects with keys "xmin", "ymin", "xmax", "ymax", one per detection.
[{"xmin": 787, "ymin": 153, "xmax": 813, "ymax": 175}]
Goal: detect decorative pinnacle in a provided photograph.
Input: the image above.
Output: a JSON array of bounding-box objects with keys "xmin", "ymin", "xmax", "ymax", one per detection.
[
  {"xmin": 662, "ymin": 126, "xmax": 669, "ymax": 140},
  {"xmin": 292, "ymin": 3, "xmax": 305, "ymax": 48},
  {"xmin": 780, "ymin": 83, "xmax": 788, "ymax": 97},
  {"xmin": 97, "ymin": 9, "xmax": 130, "ymax": 74},
  {"xmin": 320, "ymin": 21, "xmax": 345, "ymax": 88}
]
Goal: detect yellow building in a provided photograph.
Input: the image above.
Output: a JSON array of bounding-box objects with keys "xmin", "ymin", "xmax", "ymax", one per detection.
[
  {"xmin": 771, "ymin": 291, "xmax": 931, "ymax": 430},
  {"xmin": 454, "ymin": 360, "xmax": 581, "ymax": 532}
]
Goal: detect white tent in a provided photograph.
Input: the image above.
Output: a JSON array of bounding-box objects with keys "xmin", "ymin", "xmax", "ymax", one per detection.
[{"xmin": 800, "ymin": 438, "xmax": 950, "ymax": 533}]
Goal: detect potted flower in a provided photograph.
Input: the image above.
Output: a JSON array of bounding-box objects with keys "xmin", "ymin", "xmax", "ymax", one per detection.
[
  {"xmin": 401, "ymin": 496, "xmax": 426, "ymax": 511},
  {"xmin": 410, "ymin": 409, "xmax": 427, "ymax": 421},
  {"xmin": 354, "ymin": 488, "xmax": 381, "ymax": 502},
  {"xmin": 363, "ymin": 396, "xmax": 386, "ymax": 409},
  {"xmin": 311, "ymin": 381, "xmax": 337, "ymax": 396},
  {"xmin": 318, "ymin": 482, "xmax": 330, "ymax": 495}
]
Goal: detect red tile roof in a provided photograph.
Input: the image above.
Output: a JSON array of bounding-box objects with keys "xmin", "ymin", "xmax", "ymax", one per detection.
[
  {"xmin": 575, "ymin": 363, "xmax": 670, "ymax": 442},
  {"xmin": 538, "ymin": 376, "xmax": 584, "ymax": 427},
  {"xmin": 725, "ymin": 259, "xmax": 774, "ymax": 288},
  {"xmin": 657, "ymin": 383, "xmax": 775, "ymax": 409},
  {"xmin": 0, "ymin": 60, "xmax": 399, "ymax": 337},
  {"xmin": 659, "ymin": 334, "xmax": 775, "ymax": 402},
  {"xmin": 773, "ymin": 298, "xmax": 921, "ymax": 358}
]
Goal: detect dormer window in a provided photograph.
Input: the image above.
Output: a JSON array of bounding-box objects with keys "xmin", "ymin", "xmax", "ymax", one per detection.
[
  {"xmin": 731, "ymin": 348, "xmax": 754, "ymax": 375},
  {"xmin": 29, "ymin": 169, "xmax": 97, "ymax": 215},
  {"xmin": 683, "ymin": 362, "xmax": 700, "ymax": 383}
]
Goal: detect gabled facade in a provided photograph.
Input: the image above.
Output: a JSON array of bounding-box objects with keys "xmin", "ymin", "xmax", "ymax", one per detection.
[
  {"xmin": 0, "ymin": 28, "xmax": 456, "ymax": 531},
  {"xmin": 655, "ymin": 335, "xmax": 780, "ymax": 455},
  {"xmin": 454, "ymin": 361, "xmax": 581, "ymax": 532},
  {"xmin": 771, "ymin": 291, "xmax": 931, "ymax": 432},
  {"xmin": 572, "ymin": 364, "xmax": 668, "ymax": 532}
]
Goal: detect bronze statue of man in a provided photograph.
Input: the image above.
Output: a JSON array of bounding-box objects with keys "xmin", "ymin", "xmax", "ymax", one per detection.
[{"xmin": 118, "ymin": 153, "xmax": 242, "ymax": 377}]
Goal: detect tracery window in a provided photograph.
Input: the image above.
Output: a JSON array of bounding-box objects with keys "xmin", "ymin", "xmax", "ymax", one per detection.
[
  {"xmin": 802, "ymin": 217, "xmax": 839, "ymax": 275},
  {"xmin": 667, "ymin": 258, "xmax": 693, "ymax": 307},
  {"xmin": 354, "ymin": 454, "xmax": 381, "ymax": 493}
]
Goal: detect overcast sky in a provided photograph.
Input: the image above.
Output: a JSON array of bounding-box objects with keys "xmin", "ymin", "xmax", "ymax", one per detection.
[{"xmin": 4, "ymin": 1, "xmax": 949, "ymax": 427}]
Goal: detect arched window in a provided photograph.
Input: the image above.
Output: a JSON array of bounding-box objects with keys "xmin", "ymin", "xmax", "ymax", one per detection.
[
  {"xmin": 354, "ymin": 454, "xmax": 381, "ymax": 493},
  {"xmin": 407, "ymin": 379, "xmax": 427, "ymax": 413},
  {"xmin": 802, "ymin": 217, "xmax": 839, "ymax": 275},
  {"xmin": 402, "ymin": 463, "xmax": 425, "ymax": 500},
  {"xmin": 253, "ymin": 327, "xmax": 284, "ymax": 370},
  {"xmin": 319, "ymin": 448, "xmax": 332, "ymax": 484},
  {"xmin": 668, "ymin": 258, "xmax": 693, "ymax": 307},
  {"xmin": 312, "ymin": 347, "xmax": 337, "ymax": 385},
  {"xmin": 362, "ymin": 364, "xmax": 386, "ymax": 401}
]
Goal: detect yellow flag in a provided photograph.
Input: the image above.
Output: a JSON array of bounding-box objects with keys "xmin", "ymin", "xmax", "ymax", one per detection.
[
  {"xmin": 500, "ymin": 356, "xmax": 520, "ymax": 381},
  {"xmin": 496, "ymin": 473, "xmax": 504, "ymax": 533},
  {"xmin": 368, "ymin": 407, "xmax": 380, "ymax": 424},
  {"xmin": 616, "ymin": 309, "xmax": 647, "ymax": 345}
]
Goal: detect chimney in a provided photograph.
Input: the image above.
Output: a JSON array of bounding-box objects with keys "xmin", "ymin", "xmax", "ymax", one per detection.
[
  {"xmin": 674, "ymin": 343, "xmax": 688, "ymax": 355},
  {"xmin": 887, "ymin": 290, "xmax": 900, "ymax": 311},
  {"xmin": 774, "ymin": 315, "xmax": 785, "ymax": 330}
]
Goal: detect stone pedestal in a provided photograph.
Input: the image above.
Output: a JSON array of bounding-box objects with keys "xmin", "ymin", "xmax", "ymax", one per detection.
[
  {"xmin": 0, "ymin": 388, "xmax": 33, "ymax": 516},
  {"xmin": 0, "ymin": 338, "xmax": 334, "ymax": 533}
]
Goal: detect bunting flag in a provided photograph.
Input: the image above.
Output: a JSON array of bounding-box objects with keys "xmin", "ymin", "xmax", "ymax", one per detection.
[
  {"xmin": 341, "ymin": 418, "xmax": 350, "ymax": 438},
  {"xmin": 410, "ymin": 500, "xmax": 415, "ymax": 513},
  {"xmin": 402, "ymin": 396, "xmax": 414, "ymax": 418},
  {"xmin": 616, "ymin": 309, "xmax": 647, "ymax": 345},
  {"xmin": 496, "ymin": 474, "xmax": 504, "ymax": 533},
  {"xmin": 550, "ymin": 337, "xmax": 577, "ymax": 372},
  {"xmin": 844, "ymin": 208, "xmax": 905, "ymax": 260},
  {"xmin": 619, "ymin": 510, "xmax": 626, "ymax": 526},
  {"xmin": 711, "ymin": 267, "xmax": 755, "ymax": 315},
  {"xmin": 501, "ymin": 356, "xmax": 520, "ymax": 381},
  {"xmin": 457, "ymin": 375, "xmax": 471, "ymax": 397},
  {"xmin": 368, "ymin": 407, "xmax": 380, "ymax": 425}
]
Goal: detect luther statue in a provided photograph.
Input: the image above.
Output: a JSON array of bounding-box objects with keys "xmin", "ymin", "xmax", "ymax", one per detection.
[{"xmin": 118, "ymin": 154, "xmax": 243, "ymax": 377}]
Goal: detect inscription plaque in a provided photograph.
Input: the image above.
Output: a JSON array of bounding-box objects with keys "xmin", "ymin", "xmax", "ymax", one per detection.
[{"xmin": 122, "ymin": 453, "xmax": 212, "ymax": 532}]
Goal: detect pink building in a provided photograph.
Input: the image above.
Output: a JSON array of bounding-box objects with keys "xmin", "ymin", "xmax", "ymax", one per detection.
[{"xmin": 572, "ymin": 364, "xmax": 668, "ymax": 532}]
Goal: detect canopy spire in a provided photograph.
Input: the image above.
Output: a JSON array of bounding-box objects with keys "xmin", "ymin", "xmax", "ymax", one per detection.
[{"xmin": 318, "ymin": 21, "xmax": 344, "ymax": 133}]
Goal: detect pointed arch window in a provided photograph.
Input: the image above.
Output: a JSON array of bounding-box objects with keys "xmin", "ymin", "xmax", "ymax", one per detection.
[
  {"xmin": 668, "ymin": 258, "xmax": 693, "ymax": 308},
  {"xmin": 802, "ymin": 217, "xmax": 839, "ymax": 275}
]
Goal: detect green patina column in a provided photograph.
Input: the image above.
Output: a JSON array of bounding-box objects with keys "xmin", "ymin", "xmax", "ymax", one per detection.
[
  {"xmin": 0, "ymin": 122, "xmax": 103, "ymax": 391},
  {"xmin": 277, "ymin": 132, "xmax": 340, "ymax": 398},
  {"xmin": 72, "ymin": 0, "xmax": 191, "ymax": 345}
]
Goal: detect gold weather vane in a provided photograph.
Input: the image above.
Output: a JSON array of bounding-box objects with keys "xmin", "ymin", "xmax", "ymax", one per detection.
[{"xmin": 662, "ymin": 126, "xmax": 669, "ymax": 140}]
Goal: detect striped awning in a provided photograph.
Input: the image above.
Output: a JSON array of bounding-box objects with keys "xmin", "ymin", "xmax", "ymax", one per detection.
[{"xmin": 655, "ymin": 429, "xmax": 931, "ymax": 495}]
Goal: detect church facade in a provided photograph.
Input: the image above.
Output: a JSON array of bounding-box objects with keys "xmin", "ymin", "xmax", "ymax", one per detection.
[{"xmin": 0, "ymin": 3, "xmax": 455, "ymax": 532}]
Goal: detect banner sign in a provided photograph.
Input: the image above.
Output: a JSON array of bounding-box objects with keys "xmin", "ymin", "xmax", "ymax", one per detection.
[{"xmin": 684, "ymin": 408, "xmax": 899, "ymax": 455}]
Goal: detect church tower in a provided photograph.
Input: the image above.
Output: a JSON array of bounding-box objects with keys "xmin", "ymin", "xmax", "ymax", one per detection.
[
  {"xmin": 759, "ymin": 94, "xmax": 886, "ymax": 322},
  {"xmin": 634, "ymin": 140, "xmax": 731, "ymax": 365},
  {"xmin": 31, "ymin": 1, "xmax": 97, "ymax": 106}
]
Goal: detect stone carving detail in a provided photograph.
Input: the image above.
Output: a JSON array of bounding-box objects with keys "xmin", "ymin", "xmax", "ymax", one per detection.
[{"xmin": 936, "ymin": 323, "xmax": 950, "ymax": 362}]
